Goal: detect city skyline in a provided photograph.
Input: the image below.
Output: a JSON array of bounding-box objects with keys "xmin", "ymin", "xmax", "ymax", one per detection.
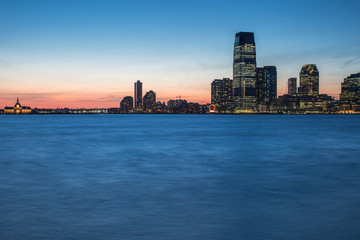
[{"xmin": 1, "ymin": 0, "xmax": 360, "ymax": 108}]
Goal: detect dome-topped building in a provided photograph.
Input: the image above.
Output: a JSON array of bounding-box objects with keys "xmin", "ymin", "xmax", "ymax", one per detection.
[
  {"xmin": 4, "ymin": 98, "xmax": 31, "ymax": 114},
  {"xmin": 14, "ymin": 97, "xmax": 21, "ymax": 108}
]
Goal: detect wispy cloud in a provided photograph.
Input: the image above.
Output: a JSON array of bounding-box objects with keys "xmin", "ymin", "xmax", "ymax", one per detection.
[{"xmin": 342, "ymin": 56, "xmax": 360, "ymax": 69}]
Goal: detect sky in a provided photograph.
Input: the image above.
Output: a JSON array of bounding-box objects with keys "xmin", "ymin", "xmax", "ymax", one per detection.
[{"xmin": 0, "ymin": 0, "xmax": 359, "ymax": 108}]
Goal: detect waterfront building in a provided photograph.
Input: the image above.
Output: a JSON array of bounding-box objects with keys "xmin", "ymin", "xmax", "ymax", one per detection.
[
  {"xmin": 167, "ymin": 96, "xmax": 187, "ymax": 109},
  {"xmin": 298, "ymin": 64, "xmax": 319, "ymax": 96},
  {"xmin": 134, "ymin": 80, "xmax": 143, "ymax": 108},
  {"xmin": 153, "ymin": 101, "xmax": 167, "ymax": 113},
  {"xmin": 199, "ymin": 104, "xmax": 211, "ymax": 114},
  {"xmin": 166, "ymin": 96, "xmax": 205, "ymax": 113},
  {"xmin": 143, "ymin": 90, "xmax": 156, "ymax": 112},
  {"xmin": 120, "ymin": 96, "xmax": 134, "ymax": 113},
  {"xmin": 288, "ymin": 78, "xmax": 297, "ymax": 96},
  {"xmin": 211, "ymin": 78, "xmax": 233, "ymax": 112},
  {"xmin": 271, "ymin": 95, "xmax": 300, "ymax": 113},
  {"xmin": 340, "ymin": 73, "xmax": 360, "ymax": 112},
  {"xmin": 299, "ymin": 94, "xmax": 335, "ymax": 113},
  {"xmin": 32, "ymin": 108, "xmax": 56, "ymax": 114},
  {"xmin": 68, "ymin": 109, "xmax": 108, "ymax": 114},
  {"xmin": 271, "ymin": 94, "xmax": 336, "ymax": 113},
  {"xmin": 107, "ymin": 108, "xmax": 120, "ymax": 114},
  {"xmin": 256, "ymin": 66, "xmax": 277, "ymax": 110},
  {"xmin": 233, "ymin": 32, "xmax": 257, "ymax": 111},
  {"xmin": 167, "ymin": 100, "xmax": 186, "ymax": 109},
  {"xmin": 4, "ymin": 98, "xmax": 31, "ymax": 114},
  {"xmin": 31, "ymin": 108, "xmax": 107, "ymax": 114}
]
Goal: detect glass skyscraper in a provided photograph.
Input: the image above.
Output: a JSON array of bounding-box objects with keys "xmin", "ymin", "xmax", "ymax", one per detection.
[
  {"xmin": 256, "ymin": 66, "xmax": 277, "ymax": 106},
  {"xmin": 211, "ymin": 78, "xmax": 233, "ymax": 111},
  {"xmin": 233, "ymin": 32, "xmax": 257, "ymax": 111},
  {"xmin": 134, "ymin": 80, "xmax": 143, "ymax": 108},
  {"xmin": 288, "ymin": 78, "xmax": 297, "ymax": 96},
  {"xmin": 298, "ymin": 64, "xmax": 319, "ymax": 96}
]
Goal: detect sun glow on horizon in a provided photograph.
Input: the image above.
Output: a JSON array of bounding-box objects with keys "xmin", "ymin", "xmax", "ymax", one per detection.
[{"xmin": 0, "ymin": 0, "xmax": 358, "ymax": 108}]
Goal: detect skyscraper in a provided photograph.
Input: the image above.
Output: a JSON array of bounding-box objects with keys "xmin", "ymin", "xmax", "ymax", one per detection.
[
  {"xmin": 143, "ymin": 90, "xmax": 156, "ymax": 111},
  {"xmin": 134, "ymin": 80, "xmax": 142, "ymax": 108},
  {"xmin": 120, "ymin": 96, "xmax": 133, "ymax": 113},
  {"xmin": 288, "ymin": 78, "xmax": 297, "ymax": 96},
  {"xmin": 233, "ymin": 32, "xmax": 257, "ymax": 111},
  {"xmin": 256, "ymin": 66, "xmax": 277, "ymax": 106},
  {"xmin": 340, "ymin": 73, "xmax": 360, "ymax": 111},
  {"xmin": 267, "ymin": 66, "xmax": 277, "ymax": 101},
  {"xmin": 298, "ymin": 64, "xmax": 319, "ymax": 96},
  {"xmin": 211, "ymin": 78, "xmax": 233, "ymax": 111}
]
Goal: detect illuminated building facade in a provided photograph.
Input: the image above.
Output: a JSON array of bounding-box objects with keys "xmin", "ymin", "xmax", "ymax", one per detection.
[
  {"xmin": 298, "ymin": 64, "xmax": 319, "ymax": 96},
  {"xmin": 340, "ymin": 73, "xmax": 360, "ymax": 111},
  {"xmin": 143, "ymin": 90, "xmax": 156, "ymax": 112},
  {"xmin": 134, "ymin": 80, "xmax": 143, "ymax": 108},
  {"xmin": 288, "ymin": 78, "xmax": 297, "ymax": 96},
  {"xmin": 256, "ymin": 66, "xmax": 277, "ymax": 108},
  {"xmin": 120, "ymin": 96, "xmax": 133, "ymax": 113},
  {"xmin": 233, "ymin": 32, "xmax": 257, "ymax": 111},
  {"xmin": 211, "ymin": 78, "xmax": 233, "ymax": 111},
  {"xmin": 271, "ymin": 94, "xmax": 336, "ymax": 113},
  {"xmin": 4, "ymin": 98, "xmax": 31, "ymax": 114}
]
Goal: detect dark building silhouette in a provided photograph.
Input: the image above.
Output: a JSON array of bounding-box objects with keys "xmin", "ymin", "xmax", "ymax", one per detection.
[
  {"xmin": 134, "ymin": 80, "xmax": 143, "ymax": 108},
  {"xmin": 120, "ymin": 96, "xmax": 133, "ymax": 113},
  {"xmin": 167, "ymin": 97, "xmax": 187, "ymax": 109},
  {"xmin": 211, "ymin": 78, "xmax": 233, "ymax": 111},
  {"xmin": 256, "ymin": 66, "xmax": 277, "ymax": 108},
  {"xmin": 233, "ymin": 32, "xmax": 257, "ymax": 111},
  {"xmin": 143, "ymin": 90, "xmax": 156, "ymax": 112},
  {"xmin": 340, "ymin": 73, "xmax": 360, "ymax": 111},
  {"xmin": 167, "ymin": 98, "xmax": 201, "ymax": 114},
  {"xmin": 288, "ymin": 78, "xmax": 297, "ymax": 96},
  {"xmin": 298, "ymin": 64, "xmax": 319, "ymax": 96}
]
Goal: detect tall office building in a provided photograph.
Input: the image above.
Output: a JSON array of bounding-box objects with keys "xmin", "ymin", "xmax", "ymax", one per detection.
[
  {"xmin": 233, "ymin": 32, "xmax": 257, "ymax": 111},
  {"xmin": 143, "ymin": 90, "xmax": 156, "ymax": 111},
  {"xmin": 298, "ymin": 64, "xmax": 319, "ymax": 96},
  {"xmin": 134, "ymin": 80, "xmax": 142, "ymax": 108},
  {"xmin": 211, "ymin": 78, "xmax": 233, "ymax": 110},
  {"xmin": 340, "ymin": 73, "xmax": 360, "ymax": 111},
  {"xmin": 288, "ymin": 78, "xmax": 297, "ymax": 96},
  {"xmin": 120, "ymin": 96, "xmax": 133, "ymax": 113},
  {"xmin": 256, "ymin": 66, "xmax": 277, "ymax": 106}
]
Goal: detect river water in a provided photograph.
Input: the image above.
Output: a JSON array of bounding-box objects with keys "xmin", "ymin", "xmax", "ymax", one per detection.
[{"xmin": 0, "ymin": 115, "xmax": 359, "ymax": 239}]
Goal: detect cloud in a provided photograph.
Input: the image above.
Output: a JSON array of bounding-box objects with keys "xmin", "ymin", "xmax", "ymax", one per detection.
[{"xmin": 342, "ymin": 56, "xmax": 360, "ymax": 69}]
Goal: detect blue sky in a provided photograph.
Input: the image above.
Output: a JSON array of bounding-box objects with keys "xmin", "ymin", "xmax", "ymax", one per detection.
[{"xmin": 0, "ymin": 0, "xmax": 359, "ymax": 107}]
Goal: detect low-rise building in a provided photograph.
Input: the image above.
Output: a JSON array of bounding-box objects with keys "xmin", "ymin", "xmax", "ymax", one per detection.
[{"xmin": 4, "ymin": 98, "xmax": 31, "ymax": 114}]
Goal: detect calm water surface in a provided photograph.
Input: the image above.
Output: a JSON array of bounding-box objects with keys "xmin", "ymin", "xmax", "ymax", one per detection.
[{"xmin": 0, "ymin": 115, "xmax": 360, "ymax": 240}]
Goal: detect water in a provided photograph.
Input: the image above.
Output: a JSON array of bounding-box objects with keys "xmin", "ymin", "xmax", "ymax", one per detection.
[{"xmin": 0, "ymin": 115, "xmax": 359, "ymax": 240}]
